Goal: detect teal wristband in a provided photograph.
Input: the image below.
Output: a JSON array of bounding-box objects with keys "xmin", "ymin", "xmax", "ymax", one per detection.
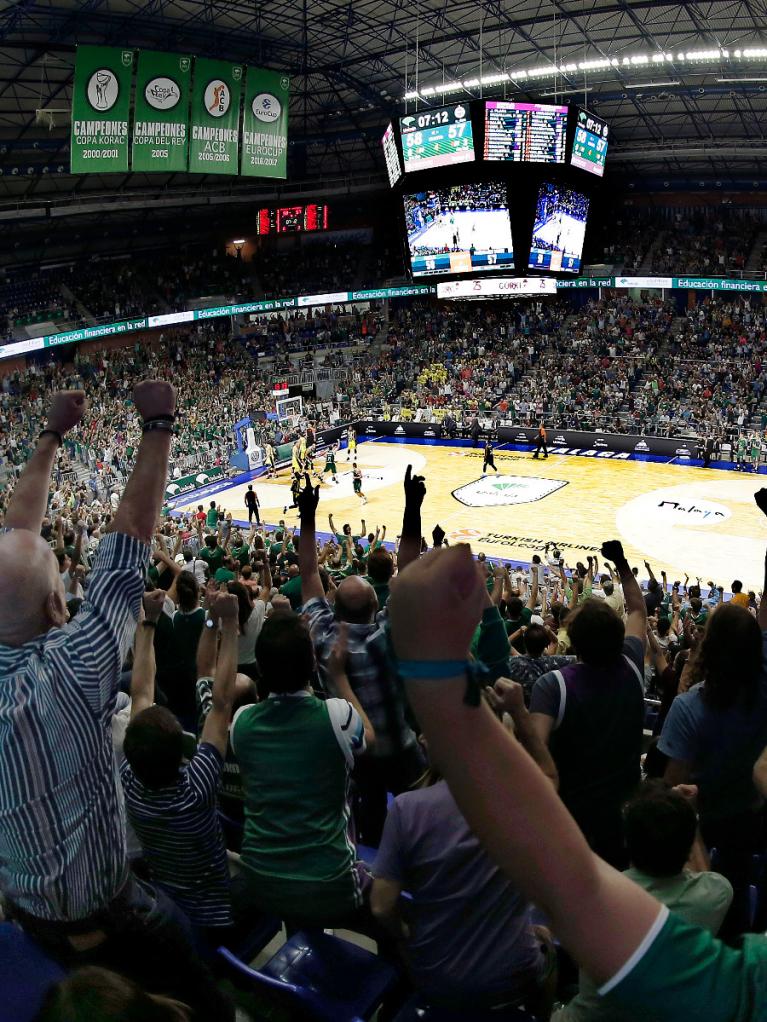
[
  {"xmin": 395, "ymin": 658, "xmax": 490, "ymax": 708},
  {"xmin": 397, "ymin": 659, "xmax": 469, "ymax": 679}
]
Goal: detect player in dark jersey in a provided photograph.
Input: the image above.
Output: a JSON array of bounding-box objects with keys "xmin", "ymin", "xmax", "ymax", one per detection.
[
  {"xmin": 324, "ymin": 442, "xmax": 339, "ymax": 484},
  {"xmin": 352, "ymin": 462, "xmax": 367, "ymax": 505},
  {"xmin": 283, "ymin": 471, "xmax": 302, "ymax": 515}
]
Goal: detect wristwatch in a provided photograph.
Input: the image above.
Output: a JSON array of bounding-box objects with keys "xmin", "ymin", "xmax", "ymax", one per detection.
[{"xmin": 205, "ymin": 617, "xmax": 216, "ymax": 629}]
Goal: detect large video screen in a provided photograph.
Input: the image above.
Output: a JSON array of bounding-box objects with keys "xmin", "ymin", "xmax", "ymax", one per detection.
[
  {"xmin": 404, "ymin": 183, "xmax": 514, "ymax": 278},
  {"xmin": 528, "ymin": 184, "xmax": 589, "ymax": 273},
  {"xmin": 382, "ymin": 122, "xmax": 403, "ymax": 187},
  {"xmin": 399, "ymin": 103, "xmax": 475, "ymax": 172},
  {"xmin": 484, "ymin": 101, "xmax": 567, "ymax": 163},
  {"xmin": 570, "ymin": 109, "xmax": 609, "ymax": 177}
]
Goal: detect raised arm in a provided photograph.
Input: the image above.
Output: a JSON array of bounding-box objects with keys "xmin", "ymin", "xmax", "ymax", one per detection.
[
  {"xmin": 389, "ymin": 546, "xmax": 661, "ymax": 990},
  {"xmin": 129, "ymin": 590, "xmax": 166, "ymax": 718},
  {"xmin": 603, "ymin": 540, "xmax": 647, "ymax": 649},
  {"xmin": 4, "ymin": 391, "xmax": 86, "ymax": 532},
  {"xmin": 326, "ymin": 623, "xmax": 375, "ymax": 749},
  {"xmin": 110, "ymin": 381, "xmax": 176, "ymax": 544},
  {"xmin": 257, "ymin": 554, "xmax": 273, "ymax": 603},
  {"xmin": 297, "ymin": 475, "xmax": 324, "ymax": 603},
  {"xmin": 71, "ymin": 521, "xmax": 85, "ymax": 569},
  {"xmin": 485, "ymin": 678, "xmax": 558, "ymax": 788},
  {"xmin": 397, "ymin": 464, "xmax": 426, "ymax": 573},
  {"xmin": 525, "ymin": 572, "xmax": 539, "ymax": 612},
  {"xmin": 200, "ymin": 592, "xmax": 240, "ymax": 759}
]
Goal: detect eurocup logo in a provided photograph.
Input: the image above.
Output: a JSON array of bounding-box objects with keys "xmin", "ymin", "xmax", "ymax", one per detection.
[
  {"xmin": 87, "ymin": 68, "xmax": 119, "ymax": 111},
  {"xmin": 205, "ymin": 80, "xmax": 230, "ymax": 117},
  {"xmin": 145, "ymin": 77, "xmax": 180, "ymax": 110},
  {"xmin": 252, "ymin": 92, "xmax": 282, "ymax": 123}
]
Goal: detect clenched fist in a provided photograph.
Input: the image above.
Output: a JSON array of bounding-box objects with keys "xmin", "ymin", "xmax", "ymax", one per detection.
[
  {"xmin": 134, "ymin": 380, "xmax": 176, "ymax": 422},
  {"xmin": 47, "ymin": 390, "xmax": 87, "ymax": 436}
]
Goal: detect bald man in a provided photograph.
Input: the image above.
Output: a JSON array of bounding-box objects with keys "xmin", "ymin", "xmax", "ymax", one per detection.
[
  {"xmin": 0, "ymin": 383, "xmax": 234, "ymax": 1021},
  {"xmin": 296, "ymin": 474, "xmax": 422, "ymax": 845}
]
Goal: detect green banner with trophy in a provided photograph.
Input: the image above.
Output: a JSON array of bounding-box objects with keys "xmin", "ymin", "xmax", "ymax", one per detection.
[
  {"xmin": 70, "ymin": 46, "xmax": 134, "ymax": 173},
  {"xmin": 188, "ymin": 58, "xmax": 243, "ymax": 174},
  {"xmin": 131, "ymin": 50, "xmax": 192, "ymax": 172},
  {"xmin": 240, "ymin": 67, "xmax": 290, "ymax": 178}
]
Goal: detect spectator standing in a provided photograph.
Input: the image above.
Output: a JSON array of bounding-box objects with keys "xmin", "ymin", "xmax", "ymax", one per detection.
[
  {"xmin": 530, "ymin": 541, "xmax": 647, "ymax": 866},
  {"xmin": 0, "ymin": 384, "xmax": 234, "ymax": 1020}
]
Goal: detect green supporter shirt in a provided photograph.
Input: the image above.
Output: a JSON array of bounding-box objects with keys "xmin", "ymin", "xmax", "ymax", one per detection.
[
  {"xmin": 505, "ymin": 607, "xmax": 533, "ymax": 652},
  {"xmin": 555, "ymin": 867, "xmax": 733, "ymax": 1022},
  {"xmin": 199, "ymin": 545, "xmax": 225, "ymax": 574},
  {"xmin": 206, "ymin": 508, "xmax": 218, "ymax": 528},
  {"xmin": 230, "ymin": 543, "xmax": 250, "ymax": 568},
  {"xmin": 279, "ymin": 574, "xmax": 303, "ymax": 611},
  {"xmin": 600, "ymin": 906, "xmax": 767, "ymax": 1021},
  {"xmin": 214, "ymin": 566, "xmax": 235, "ymax": 584},
  {"xmin": 231, "ymin": 693, "xmax": 364, "ymax": 921}
]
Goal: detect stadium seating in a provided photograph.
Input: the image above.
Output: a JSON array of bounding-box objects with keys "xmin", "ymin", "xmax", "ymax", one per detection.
[
  {"xmin": 0, "ymin": 922, "xmax": 66, "ymax": 1022},
  {"xmin": 217, "ymin": 930, "xmax": 400, "ymax": 1021}
]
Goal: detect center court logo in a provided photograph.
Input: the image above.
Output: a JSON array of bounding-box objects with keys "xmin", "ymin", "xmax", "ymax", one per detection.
[
  {"xmin": 656, "ymin": 497, "xmax": 730, "ymax": 524},
  {"xmin": 452, "ymin": 475, "xmax": 568, "ymax": 508}
]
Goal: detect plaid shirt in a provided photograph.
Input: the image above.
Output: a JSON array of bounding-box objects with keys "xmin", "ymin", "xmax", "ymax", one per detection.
[
  {"xmin": 0, "ymin": 531, "xmax": 147, "ymax": 920},
  {"xmin": 303, "ymin": 597, "xmax": 417, "ymax": 759}
]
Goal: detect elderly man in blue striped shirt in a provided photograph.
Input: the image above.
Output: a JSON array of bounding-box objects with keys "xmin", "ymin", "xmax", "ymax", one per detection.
[{"xmin": 0, "ymin": 382, "xmax": 233, "ymax": 1021}]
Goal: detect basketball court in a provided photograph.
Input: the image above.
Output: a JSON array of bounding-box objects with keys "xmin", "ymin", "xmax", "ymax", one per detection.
[{"xmin": 172, "ymin": 437, "xmax": 767, "ymax": 591}]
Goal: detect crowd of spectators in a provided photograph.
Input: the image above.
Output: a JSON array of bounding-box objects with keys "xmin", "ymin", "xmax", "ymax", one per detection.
[
  {"xmin": 649, "ymin": 211, "xmax": 759, "ymax": 276},
  {"xmin": 3, "ymin": 291, "xmax": 767, "ymax": 519},
  {"xmin": 2, "ymin": 374, "xmax": 767, "ymax": 1019}
]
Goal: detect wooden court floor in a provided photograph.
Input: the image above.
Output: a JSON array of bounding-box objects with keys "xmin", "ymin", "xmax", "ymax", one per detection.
[{"xmin": 176, "ymin": 440, "xmax": 767, "ymax": 591}]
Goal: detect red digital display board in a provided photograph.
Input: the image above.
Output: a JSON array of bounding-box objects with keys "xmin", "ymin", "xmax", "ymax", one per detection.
[{"xmin": 256, "ymin": 204, "xmax": 329, "ymax": 234}]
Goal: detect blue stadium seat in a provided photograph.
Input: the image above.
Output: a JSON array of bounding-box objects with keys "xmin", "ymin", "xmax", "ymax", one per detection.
[
  {"xmin": 218, "ymin": 929, "xmax": 400, "ymax": 1021},
  {"xmin": 0, "ymin": 921, "xmax": 66, "ymax": 1022},
  {"xmin": 392, "ymin": 993, "xmax": 538, "ymax": 1021},
  {"xmin": 231, "ymin": 914, "xmax": 282, "ymax": 963}
]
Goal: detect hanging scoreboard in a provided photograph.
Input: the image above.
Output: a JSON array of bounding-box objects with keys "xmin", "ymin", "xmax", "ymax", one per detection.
[
  {"xmin": 484, "ymin": 101, "xmax": 567, "ymax": 164},
  {"xmin": 399, "ymin": 103, "xmax": 475, "ymax": 172},
  {"xmin": 257, "ymin": 204, "xmax": 329, "ymax": 234},
  {"xmin": 570, "ymin": 109, "xmax": 609, "ymax": 177}
]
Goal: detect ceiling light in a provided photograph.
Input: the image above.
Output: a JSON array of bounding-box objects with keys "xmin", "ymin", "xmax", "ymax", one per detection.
[
  {"xmin": 624, "ymin": 80, "xmax": 681, "ymax": 88},
  {"xmin": 716, "ymin": 76, "xmax": 767, "ymax": 82}
]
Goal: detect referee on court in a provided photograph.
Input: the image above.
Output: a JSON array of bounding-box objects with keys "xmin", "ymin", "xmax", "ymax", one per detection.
[
  {"xmin": 482, "ymin": 438, "xmax": 498, "ymax": 474},
  {"xmin": 533, "ymin": 421, "xmax": 548, "ymax": 460}
]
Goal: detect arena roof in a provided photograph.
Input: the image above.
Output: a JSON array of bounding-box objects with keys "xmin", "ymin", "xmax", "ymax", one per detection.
[{"xmin": 1, "ymin": 0, "xmax": 767, "ymax": 209}]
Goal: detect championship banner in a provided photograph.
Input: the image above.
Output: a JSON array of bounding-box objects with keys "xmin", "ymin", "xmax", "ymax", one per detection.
[
  {"xmin": 71, "ymin": 46, "xmax": 134, "ymax": 173},
  {"xmin": 241, "ymin": 68, "xmax": 290, "ymax": 178},
  {"xmin": 132, "ymin": 50, "xmax": 192, "ymax": 172},
  {"xmin": 189, "ymin": 58, "xmax": 243, "ymax": 174}
]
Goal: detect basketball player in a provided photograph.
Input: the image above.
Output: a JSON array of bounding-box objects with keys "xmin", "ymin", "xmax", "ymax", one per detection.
[
  {"xmin": 324, "ymin": 441, "xmax": 339, "ymax": 484},
  {"xmin": 291, "ymin": 438, "xmax": 305, "ymax": 477},
  {"xmin": 347, "ymin": 426, "xmax": 357, "ymax": 462},
  {"xmin": 533, "ymin": 422, "xmax": 548, "ymax": 460},
  {"xmin": 482, "ymin": 439, "xmax": 498, "ymax": 474},
  {"xmin": 352, "ymin": 462, "xmax": 367, "ymax": 505},
  {"xmin": 264, "ymin": 442, "xmax": 276, "ymax": 478},
  {"xmin": 736, "ymin": 434, "xmax": 747, "ymax": 471},
  {"xmin": 283, "ymin": 470, "xmax": 302, "ymax": 515},
  {"xmin": 751, "ymin": 435, "xmax": 762, "ymax": 473}
]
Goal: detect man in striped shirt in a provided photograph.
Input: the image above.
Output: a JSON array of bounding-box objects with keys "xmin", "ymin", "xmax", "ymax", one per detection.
[
  {"xmin": 121, "ymin": 587, "xmax": 239, "ymax": 942},
  {"xmin": 0, "ymin": 383, "xmax": 233, "ymax": 1020}
]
